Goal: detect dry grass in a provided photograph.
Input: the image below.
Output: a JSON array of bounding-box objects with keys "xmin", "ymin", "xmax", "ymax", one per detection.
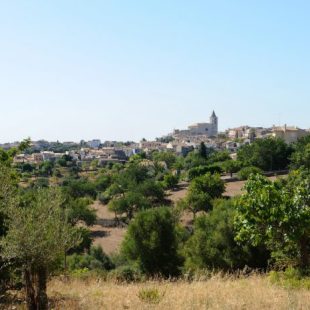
[{"xmin": 45, "ymin": 275, "xmax": 310, "ymax": 310}]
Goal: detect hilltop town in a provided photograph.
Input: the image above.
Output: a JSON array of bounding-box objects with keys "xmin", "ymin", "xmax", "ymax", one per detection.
[{"xmin": 3, "ymin": 111, "xmax": 309, "ymax": 167}]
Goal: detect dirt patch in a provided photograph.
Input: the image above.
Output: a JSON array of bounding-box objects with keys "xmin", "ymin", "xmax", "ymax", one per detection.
[
  {"xmin": 90, "ymin": 201, "xmax": 126, "ymax": 254},
  {"xmin": 91, "ymin": 175, "xmax": 287, "ymax": 254}
]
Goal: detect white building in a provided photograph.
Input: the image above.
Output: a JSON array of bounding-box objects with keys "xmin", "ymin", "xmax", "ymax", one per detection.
[
  {"xmin": 173, "ymin": 111, "xmax": 218, "ymax": 137},
  {"xmin": 87, "ymin": 139, "xmax": 101, "ymax": 149},
  {"xmin": 272, "ymin": 125, "xmax": 308, "ymax": 144}
]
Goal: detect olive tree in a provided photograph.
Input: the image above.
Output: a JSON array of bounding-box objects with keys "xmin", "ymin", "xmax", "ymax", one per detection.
[
  {"xmin": 1, "ymin": 187, "xmax": 80, "ymax": 310},
  {"xmin": 181, "ymin": 173, "xmax": 225, "ymax": 219}
]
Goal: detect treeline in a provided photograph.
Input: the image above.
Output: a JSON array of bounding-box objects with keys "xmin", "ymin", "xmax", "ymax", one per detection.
[{"xmin": 0, "ymin": 135, "xmax": 309, "ymax": 309}]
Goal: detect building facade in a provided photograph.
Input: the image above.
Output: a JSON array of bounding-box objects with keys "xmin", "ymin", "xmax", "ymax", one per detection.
[
  {"xmin": 272, "ymin": 125, "xmax": 308, "ymax": 143},
  {"xmin": 173, "ymin": 111, "xmax": 218, "ymax": 137}
]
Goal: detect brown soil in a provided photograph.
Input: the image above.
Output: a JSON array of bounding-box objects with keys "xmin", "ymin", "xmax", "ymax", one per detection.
[
  {"xmin": 91, "ymin": 176, "xmax": 286, "ymax": 254},
  {"xmin": 89, "ymin": 201, "xmax": 126, "ymax": 254}
]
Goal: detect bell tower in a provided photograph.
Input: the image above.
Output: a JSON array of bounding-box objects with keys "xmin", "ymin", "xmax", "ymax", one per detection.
[{"xmin": 210, "ymin": 110, "xmax": 218, "ymax": 136}]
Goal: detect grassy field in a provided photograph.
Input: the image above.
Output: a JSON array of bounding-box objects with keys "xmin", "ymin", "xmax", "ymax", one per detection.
[{"xmin": 41, "ymin": 275, "xmax": 310, "ymax": 309}]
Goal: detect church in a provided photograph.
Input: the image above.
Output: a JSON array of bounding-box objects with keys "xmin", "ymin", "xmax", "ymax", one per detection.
[{"xmin": 173, "ymin": 111, "xmax": 218, "ymax": 137}]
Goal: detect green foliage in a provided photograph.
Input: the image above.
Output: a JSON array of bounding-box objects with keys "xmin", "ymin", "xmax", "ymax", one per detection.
[
  {"xmin": 105, "ymin": 161, "xmax": 166, "ymax": 219},
  {"xmin": 38, "ymin": 160, "xmax": 55, "ymax": 176},
  {"xmin": 136, "ymin": 180, "xmax": 165, "ymax": 204},
  {"xmin": 68, "ymin": 227, "xmax": 93, "ymax": 254},
  {"xmin": 94, "ymin": 174, "xmax": 111, "ymax": 192},
  {"xmin": 121, "ymin": 207, "xmax": 183, "ymax": 277},
  {"xmin": 18, "ymin": 162, "xmax": 35, "ymax": 173},
  {"xmin": 188, "ymin": 164, "xmax": 222, "ymax": 180},
  {"xmin": 208, "ymin": 150, "xmax": 231, "ymax": 164},
  {"xmin": 180, "ymin": 189, "xmax": 212, "ymax": 219},
  {"xmin": 31, "ymin": 177, "xmax": 49, "ymax": 188},
  {"xmin": 1, "ymin": 188, "xmax": 80, "ymax": 268},
  {"xmin": 290, "ymin": 142, "xmax": 310, "ymax": 171},
  {"xmin": 237, "ymin": 137, "xmax": 292, "ymax": 171},
  {"xmin": 0, "ymin": 138, "xmax": 31, "ymax": 166},
  {"xmin": 66, "ymin": 197, "xmax": 96, "ymax": 226},
  {"xmin": 0, "ymin": 164, "xmax": 18, "ymax": 293},
  {"xmin": 222, "ymin": 160, "xmax": 241, "ymax": 177},
  {"xmin": 182, "ymin": 173, "xmax": 225, "ymax": 218},
  {"xmin": 138, "ymin": 288, "xmax": 164, "ymax": 304},
  {"xmin": 269, "ymin": 267, "xmax": 310, "ymax": 289},
  {"xmin": 162, "ymin": 173, "xmax": 179, "ymax": 190},
  {"xmin": 67, "ymin": 246, "xmax": 114, "ymax": 271},
  {"xmin": 190, "ymin": 173, "xmax": 225, "ymax": 199},
  {"xmin": 1, "ymin": 187, "xmax": 81, "ymax": 307},
  {"xmin": 108, "ymin": 191, "xmax": 150, "ymax": 219},
  {"xmin": 108, "ymin": 265, "xmax": 143, "ymax": 283},
  {"xmin": 237, "ymin": 166, "xmax": 263, "ymax": 180},
  {"xmin": 198, "ymin": 142, "xmax": 207, "ymax": 158},
  {"xmin": 235, "ymin": 173, "xmax": 310, "ymax": 268},
  {"xmin": 184, "ymin": 199, "xmax": 269, "ymax": 271},
  {"xmin": 62, "ymin": 177, "xmax": 97, "ymax": 199},
  {"xmin": 152, "ymin": 151, "xmax": 177, "ymax": 169},
  {"xmin": 183, "ymin": 151, "xmax": 209, "ymax": 169}
]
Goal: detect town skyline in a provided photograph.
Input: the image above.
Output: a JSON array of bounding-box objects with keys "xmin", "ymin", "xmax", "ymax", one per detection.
[{"xmin": 0, "ymin": 114, "xmax": 308, "ymax": 145}]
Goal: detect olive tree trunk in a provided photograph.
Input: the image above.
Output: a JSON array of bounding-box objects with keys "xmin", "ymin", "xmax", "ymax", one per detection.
[{"xmin": 24, "ymin": 266, "xmax": 48, "ymax": 310}]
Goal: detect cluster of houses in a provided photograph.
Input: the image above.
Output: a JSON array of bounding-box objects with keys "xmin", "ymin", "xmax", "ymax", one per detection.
[{"xmin": 7, "ymin": 111, "xmax": 310, "ymax": 166}]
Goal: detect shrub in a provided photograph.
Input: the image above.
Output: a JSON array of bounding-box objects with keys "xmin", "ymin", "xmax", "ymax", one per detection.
[
  {"xmin": 184, "ymin": 199, "xmax": 270, "ymax": 271},
  {"xmin": 237, "ymin": 166, "xmax": 262, "ymax": 180},
  {"xmin": 108, "ymin": 265, "xmax": 143, "ymax": 283},
  {"xmin": 162, "ymin": 173, "xmax": 179, "ymax": 190},
  {"xmin": 121, "ymin": 207, "xmax": 183, "ymax": 277},
  {"xmin": 67, "ymin": 246, "xmax": 114, "ymax": 271},
  {"xmin": 269, "ymin": 267, "xmax": 310, "ymax": 289},
  {"xmin": 138, "ymin": 288, "xmax": 164, "ymax": 304}
]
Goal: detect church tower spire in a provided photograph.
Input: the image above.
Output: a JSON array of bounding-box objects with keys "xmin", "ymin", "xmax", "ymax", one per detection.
[{"xmin": 210, "ymin": 110, "xmax": 218, "ymax": 136}]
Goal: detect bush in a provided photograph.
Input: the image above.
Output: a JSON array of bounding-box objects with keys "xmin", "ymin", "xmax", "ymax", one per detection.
[
  {"xmin": 108, "ymin": 265, "xmax": 143, "ymax": 283},
  {"xmin": 184, "ymin": 199, "xmax": 270, "ymax": 271},
  {"xmin": 121, "ymin": 207, "xmax": 183, "ymax": 277},
  {"xmin": 162, "ymin": 173, "xmax": 179, "ymax": 190},
  {"xmin": 67, "ymin": 246, "xmax": 114, "ymax": 271},
  {"xmin": 237, "ymin": 166, "xmax": 262, "ymax": 180},
  {"xmin": 269, "ymin": 267, "xmax": 310, "ymax": 289},
  {"xmin": 63, "ymin": 177, "xmax": 97, "ymax": 199},
  {"xmin": 138, "ymin": 288, "xmax": 164, "ymax": 304}
]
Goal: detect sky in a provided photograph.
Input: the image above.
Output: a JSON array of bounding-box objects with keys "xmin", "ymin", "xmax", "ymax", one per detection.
[{"xmin": 0, "ymin": 1, "xmax": 309, "ymax": 142}]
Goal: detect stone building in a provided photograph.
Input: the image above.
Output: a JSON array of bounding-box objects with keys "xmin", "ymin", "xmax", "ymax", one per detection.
[{"xmin": 173, "ymin": 111, "xmax": 218, "ymax": 137}]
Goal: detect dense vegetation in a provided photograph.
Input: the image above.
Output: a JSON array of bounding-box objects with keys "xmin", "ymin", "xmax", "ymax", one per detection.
[{"xmin": 0, "ymin": 136, "xmax": 309, "ymax": 309}]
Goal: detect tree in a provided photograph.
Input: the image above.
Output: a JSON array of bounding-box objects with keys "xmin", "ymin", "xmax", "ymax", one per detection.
[
  {"xmin": 38, "ymin": 161, "xmax": 54, "ymax": 177},
  {"xmin": 108, "ymin": 191, "xmax": 150, "ymax": 220},
  {"xmin": 190, "ymin": 173, "xmax": 225, "ymax": 199},
  {"xmin": 1, "ymin": 188, "xmax": 80, "ymax": 309},
  {"xmin": 121, "ymin": 207, "xmax": 183, "ymax": 276},
  {"xmin": 198, "ymin": 142, "xmax": 207, "ymax": 158},
  {"xmin": 152, "ymin": 151, "xmax": 177, "ymax": 169},
  {"xmin": 62, "ymin": 177, "xmax": 97, "ymax": 199},
  {"xmin": 237, "ymin": 137, "xmax": 292, "ymax": 171},
  {"xmin": 0, "ymin": 164, "xmax": 17, "ymax": 293},
  {"xmin": 180, "ymin": 189, "xmax": 212, "ymax": 220},
  {"xmin": 184, "ymin": 199, "xmax": 269, "ymax": 271},
  {"xmin": 237, "ymin": 166, "xmax": 262, "ymax": 180},
  {"xmin": 66, "ymin": 197, "xmax": 96, "ymax": 226},
  {"xmin": 162, "ymin": 173, "xmax": 179, "ymax": 190},
  {"xmin": 181, "ymin": 173, "xmax": 225, "ymax": 219},
  {"xmin": 222, "ymin": 160, "xmax": 241, "ymax": 177},
  {"xmin": 290, "ymin": 143, "xmax": 310, "ymax": 172},
  {"xmin": 235, "ymin": 173, "xmax": 310, "ymax": 268}
]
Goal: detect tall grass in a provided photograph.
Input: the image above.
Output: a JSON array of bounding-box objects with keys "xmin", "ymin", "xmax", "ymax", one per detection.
[{"xmin": 44, "ymin": 274, "xmax": 310, "ymax": 310}]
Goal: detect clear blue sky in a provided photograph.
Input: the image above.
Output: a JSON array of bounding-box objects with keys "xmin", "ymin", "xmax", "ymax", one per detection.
[{"xmin": 0, "ymin": 1, "xmax": 309, "ymax": 142}]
